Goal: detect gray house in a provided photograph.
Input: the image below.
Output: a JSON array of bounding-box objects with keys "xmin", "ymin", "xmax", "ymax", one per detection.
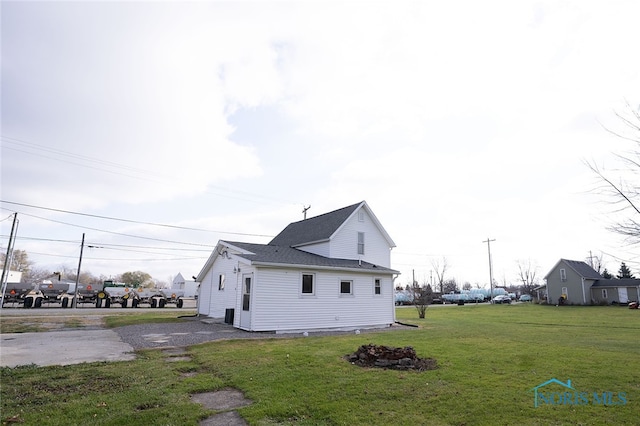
[{"xmin": 545, "ymin": 259, "xmax": 640, "ymax": 305}]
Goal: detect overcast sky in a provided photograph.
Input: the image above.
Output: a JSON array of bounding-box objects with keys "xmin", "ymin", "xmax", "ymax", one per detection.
[{"xmin": 2, "ymin": 0, "xmax": 639, "ymax": 287}]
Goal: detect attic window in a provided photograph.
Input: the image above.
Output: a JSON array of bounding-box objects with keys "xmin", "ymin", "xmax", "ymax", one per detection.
[
  {"xmin": 560, "ymin": 268, "xmax": 567, "ymax": 282},
  {"xmin": 357, "ymin": 232, "xmax": 365, "ymax": 255},
  {"xmin": 218, "ymin": 274, "xmax": 225, "ymax": 291},
  {"xmin": 358, "ymin": 211, "xmax": 365, "ymax": 222}
]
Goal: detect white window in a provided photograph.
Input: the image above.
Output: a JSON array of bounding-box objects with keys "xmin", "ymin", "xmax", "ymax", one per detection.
[
  {"xmin": 374, "ymin": 278, "xmax": 381, "ymax": 295},
  {"xmin": 357, "ymin": 232, "xmax": 365, "ymax": 255},
  {"xmin": 340, "ymin": 280, "xmax": 353, "ymax": 295},
  {"xmin": 561, "ymin": 287, "xmax": 568, "ymax": 298},
  {"xmin": 358, "ymin": 210, "xmax": 365, "ymax": 222},
  {"xmin": 302, "ymin": 273, "xmax": 315, "ymax": 295},
  {"xmin": 560, "ymin": 269, "xmax": 567, "ymax": 282},
  {"xmin": 218, "ymin": 274, "xmax": 225, "ymax": 290},
  {"xmin": 602, "ymin": 289, "xmax": 608, "ymax": 299}
]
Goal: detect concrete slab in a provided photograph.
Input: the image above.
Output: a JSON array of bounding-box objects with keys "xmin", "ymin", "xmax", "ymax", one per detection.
[{"xmin": 0, "ymin": 329, "xmax": 136, "ymax": 368}]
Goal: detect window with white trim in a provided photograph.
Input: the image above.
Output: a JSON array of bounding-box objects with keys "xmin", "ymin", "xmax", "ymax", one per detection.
[
  {"xmin": 357, "ymin": 232, "xmax": 365, "ymax": 255},
  {"xmin": 602, "ymin": 289, "xmax": 608, "ymax": 299},
  {"xmin": 358, "ymin": 211, "xmax": 365, "ymax": 222},
  {"xmin": 374, "ymin": 278, "xmax": 381, "ymax": 295},
  {"xmin": 218, "ymin": 274, "xmax": 225, "ymax": 290},
  {"xmin": 302, "ymin": 273, "xmax": 315, "ymax": 295},
  {"xmin": 560, "ymin": 268, "xmax": 567, "ymax": 282},
  {"xmin": 340, "ymin": 280, "xmax": 353, "ymax": 295}
]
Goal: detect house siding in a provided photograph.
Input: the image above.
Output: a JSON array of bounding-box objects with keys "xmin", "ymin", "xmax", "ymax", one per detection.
[
  {"xmin": 295, "ymin": 241, "xmax": 330, "ymax": 257},
  {"xmin": 198, "ymin": 254, "xmax": 244, "ymax": 319},
  {"xmin": 546, "ymin": 263, "xmax": 586, "ymax": 305},
  {"xmin": 246, "ymin": 266, "xmax": 394, "ymax": 332},
  {"xmin": 329, "ymin": 208, "xmax": 391, "ymax": 268},
  {"xmin": 590, "ymin": 286, "xmax": 639, "ymax": 305}
]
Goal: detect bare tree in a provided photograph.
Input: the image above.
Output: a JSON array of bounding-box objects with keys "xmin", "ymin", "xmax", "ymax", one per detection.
[
  {"xmin": 442, "ymin": 279, "xmax": 459, "ymax": 294},
  {"xmin": 587, "ymin": 102, "xmax": 640, "ymax": 242},
  {"xmin": 408, "ymin": 280, "xmax": 433, "ymax": 319},
  {"xmin": 516, "ymin": 259, "xmax": 539, "ymax": 295},
  {"xmin": 431, "ymin": 257, "xmax": 448, "ymax": 294}
]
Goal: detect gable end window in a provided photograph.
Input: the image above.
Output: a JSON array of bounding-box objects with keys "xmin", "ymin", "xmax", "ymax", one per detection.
[
  {"xmin": 374, "ymin": 278, "xmax": 381, "ymax": 295},
  {"xmin": 218, "ymin": 274, "xmax": 225, "ymax": 290},
  {"xmin": 560, "ymin": 268, "xmax": 567, "ymax": 282},
  {"xmin": 340, "ymin": 280, "xmax": 353, "ymax": 295},
  {"xmin": 302, "ymin": 273, "xmax": 315, "ymax": 295},
  {"xmin": 358, "ymin": 211, "xmax": 365, "ymax": 222},
  {"xmin": 357, "ymin": 232, "xmax": 365, "ymax": 255}
]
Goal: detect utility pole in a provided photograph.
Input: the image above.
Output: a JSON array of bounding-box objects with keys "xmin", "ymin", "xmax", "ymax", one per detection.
[
  {"xmin": 0, "ymin": 213, "xmax": 19, "ymax": 311},
  {"xmin": 302, "ymin": 205, "xmax": 311, "ymax": 220},
  {"xmin": 72, "ymin": 233, "xmax": 85, "ymax": 309},
  {"xmin": 483, "ymin": 238, "xmax": 496, "ymax": 300}
]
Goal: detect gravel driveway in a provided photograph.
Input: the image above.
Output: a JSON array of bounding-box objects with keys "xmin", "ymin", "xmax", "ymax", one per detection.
[{"xmin": 115, "ymin": 317, "xmax": 407, "ymax": 349}]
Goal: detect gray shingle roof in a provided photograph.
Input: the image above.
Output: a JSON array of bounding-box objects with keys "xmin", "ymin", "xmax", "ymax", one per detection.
[
  {"xmin": 226, "ymin": 241, "xmax": 398, "ymax": 274},
  {"xmin": 562, "ymin": 259, "xmax": 603, "ymax": 279},
  {"xmin": 591, "ymin": 278, "xmax": 640, "ymax": 287},
  {"xmin": 269, "ymin": 202, "xmax": 362, "ymax": 247}
]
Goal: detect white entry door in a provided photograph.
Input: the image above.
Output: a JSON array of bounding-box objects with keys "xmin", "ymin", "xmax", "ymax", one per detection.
[
  {"xmin": 240, "ymin": 274, "xmax": 252, "ymax": 329},
  {"xmin": 618, "ymin": 287, "xmax": 628, "ymax": 304}
]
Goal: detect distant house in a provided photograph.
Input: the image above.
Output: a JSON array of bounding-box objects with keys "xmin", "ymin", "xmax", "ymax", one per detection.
[
  {"xmin": 171, "ymin": 273, "xmax": 199, "ymax": 298},
  {"xmin": 196, "ymin": 201, "xmax": 399, "ymax": 332},
  {"xmin": 544, "ymin": 259, "xmax": 640, "ymax": 305}
]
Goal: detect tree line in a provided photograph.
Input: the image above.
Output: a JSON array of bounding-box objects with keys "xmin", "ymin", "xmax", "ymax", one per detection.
[{"xmin": 1, "ymin": 249, "xmax": 167, "ymax": 288}]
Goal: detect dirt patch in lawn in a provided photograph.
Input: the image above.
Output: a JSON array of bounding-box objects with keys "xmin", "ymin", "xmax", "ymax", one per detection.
[{"xmin": 346, "ymin": 344, "xmax": 438, "ymax": 371}]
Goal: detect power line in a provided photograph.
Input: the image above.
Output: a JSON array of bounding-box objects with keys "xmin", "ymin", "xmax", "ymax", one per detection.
[{"xmin": 1, "ymin": 200, "xmax": 274, "ymax": 238}]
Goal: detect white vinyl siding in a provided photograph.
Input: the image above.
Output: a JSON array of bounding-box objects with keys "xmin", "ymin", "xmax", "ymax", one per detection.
[
  {"xmin": 248, "ymin": 268, "xmax": 394, "ymax": 332},
  {"xmin": 329, "ymin": 208, "xmax": 391, "ymax": 267},
  {"xmin": 197, "ymin": 256, "xmax": 248, "ymax": 320}
]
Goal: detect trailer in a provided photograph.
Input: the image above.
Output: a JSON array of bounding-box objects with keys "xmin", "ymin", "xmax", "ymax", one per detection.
[
  {"xmin": 129, "ymin": 287, "xmax": 186, "ymax": 308},
  {"xmin": 1, "ymin": 282, "xmax": 37, "ymax": 307},
  {"xmin": 74, "ymin": 283, "xmax": 100, "ymax": 305},
  {"xmin": 96, "ymin": 280, "xmax": 136, "ymax": 308},
  {"xmin": 21, "ymin": 280, "xmax": 76, "ymax": 308}
]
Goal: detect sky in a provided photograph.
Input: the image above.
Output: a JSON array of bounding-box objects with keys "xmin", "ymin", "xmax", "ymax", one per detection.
[{"xmin": 2, "ymin": 0, "xmax": 639, "ymax": 288}]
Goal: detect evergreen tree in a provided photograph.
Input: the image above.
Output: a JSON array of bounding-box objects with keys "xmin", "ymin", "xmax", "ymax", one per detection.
[
  {"xmin": 616, "ymin": 262, "xmax": 635, "ymax": 279},
  {"xmin": 601, "ymin": 268, "xmax": 613, "ymax": 279}
]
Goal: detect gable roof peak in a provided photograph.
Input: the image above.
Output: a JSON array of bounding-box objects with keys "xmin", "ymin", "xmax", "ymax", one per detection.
[{"xmin": 269, "ymin": 201, "xmax": 366, "ymax": 247}]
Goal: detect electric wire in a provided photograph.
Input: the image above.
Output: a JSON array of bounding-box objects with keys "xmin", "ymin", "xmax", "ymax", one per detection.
[{"xmin": 1, "ymin": 200, "xmax": 274, "ymax": 237}]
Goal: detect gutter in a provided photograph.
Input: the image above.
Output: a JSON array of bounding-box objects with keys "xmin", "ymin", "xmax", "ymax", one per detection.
[{"xmin": 249, "ymin": 261, "xmax": 399, "ymax": 275}]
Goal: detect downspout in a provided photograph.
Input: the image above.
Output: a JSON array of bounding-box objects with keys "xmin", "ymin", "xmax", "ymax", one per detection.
[
  {"xmin": 581, "ymin": 277, "xmax": 586, "ymax": 305},
  {"xmin": 392, "ymin": 274, "xmax": 398, "ymax": 323}
]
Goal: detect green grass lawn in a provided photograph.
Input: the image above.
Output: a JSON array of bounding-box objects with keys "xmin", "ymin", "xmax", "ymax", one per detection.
[{"xmin": 2, "ymin": 304, "xmax": 638, "ymax": 425}]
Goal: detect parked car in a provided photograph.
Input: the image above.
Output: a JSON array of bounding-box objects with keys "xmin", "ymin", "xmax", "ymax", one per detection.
[
  {"xmin": 491, "ymin": 295, "xmax": 512, "ymax": 304},
  {"xmin": 519, "ymin": 294, "xmax": 532, "ymax": 302}
]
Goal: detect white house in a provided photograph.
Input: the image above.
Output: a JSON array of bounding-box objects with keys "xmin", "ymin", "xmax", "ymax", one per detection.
[
  {"xmin": 196, "ymin": 201, "xmax": 399, "ymax": 333},
  {"xmin": 171, "ymin": 272, "xmax": 199, "ymax": 298}
]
